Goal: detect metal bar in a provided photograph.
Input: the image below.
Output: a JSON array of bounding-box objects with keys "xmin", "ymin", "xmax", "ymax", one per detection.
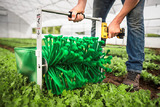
[
  {"xmin": 95, "ymin": 18, "xmax": 102, "ymax": 41},
  {"xmin": 35, "ymin": 8, "xmax": 102, "ymax": 90},
  {"xmin": 42, "ymin": 9, "xmax": 101, "ymax": 21},
  {"xmin": 36, "ymin": 8, "xmax": 42, "ymax": 89},
  {"xmin": 144, "ymin": 18, "xmax": 160, "ymax": 20}
]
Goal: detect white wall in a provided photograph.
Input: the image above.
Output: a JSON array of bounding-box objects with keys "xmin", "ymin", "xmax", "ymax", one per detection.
[
  {"xmin": 0, "ymin": 10, "xmax": 32, "ymax": 38},
  {"xmin": 106, "ymin": 37, "xmax": 160, "ymax": 48}
]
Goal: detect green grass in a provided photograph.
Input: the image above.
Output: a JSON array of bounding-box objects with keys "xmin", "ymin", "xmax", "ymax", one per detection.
[
  {"xmin": 146, "ymin": 33, "xmax": 160, "ymax": 37},
  {"xmin": 0, "ymin": 38, "xmax": 36, "ymax": 47}
]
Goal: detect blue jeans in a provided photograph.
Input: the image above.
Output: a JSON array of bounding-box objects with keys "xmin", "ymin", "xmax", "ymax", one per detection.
[{"xmin": 92, "ymin": 0, "xmax": 145, "ymax": 73}]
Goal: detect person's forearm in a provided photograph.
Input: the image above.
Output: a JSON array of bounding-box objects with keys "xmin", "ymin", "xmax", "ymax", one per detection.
[
  {"xmin": 114, "ymin": 0, "xmax": 139, "ymax": 24},
  {"xmin": 77, "ymin": 0, "xmax": 87, "ymax": 11}
]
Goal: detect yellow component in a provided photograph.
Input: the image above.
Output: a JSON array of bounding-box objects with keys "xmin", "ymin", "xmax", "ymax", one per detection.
[
  {"xmin": 101, "ymin": 22, "xmax": 108, "ymax": 39},
  {"xmin": 101, "ymin": 22, "xmax": 125, "ymax": 39}
]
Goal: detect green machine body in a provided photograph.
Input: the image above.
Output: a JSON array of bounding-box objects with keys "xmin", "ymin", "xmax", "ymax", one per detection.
[{"xmin": 14, "ymin": 47, "xmax": 37, "ymax": 83}]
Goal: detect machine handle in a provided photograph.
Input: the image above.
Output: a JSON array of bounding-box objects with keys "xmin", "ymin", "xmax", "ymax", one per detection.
[
  {"xmin": 42, "ymin": 9, "xmax": 101, "ymax": 21},
  {"xmin": 68, "ymin": 11, "xmax": 85, "ymax": 19}
]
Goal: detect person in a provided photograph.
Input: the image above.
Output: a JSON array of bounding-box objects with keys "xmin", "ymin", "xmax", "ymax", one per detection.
[{"xmin": 68, "ymin": 0, "xmax": 145, "ymax": 90}]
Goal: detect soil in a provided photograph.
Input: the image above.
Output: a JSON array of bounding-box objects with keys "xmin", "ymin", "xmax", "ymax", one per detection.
[
  {"xmin": 103, "ymin": 72, "xmax": 160, "ymax": 99},
  {"xmin": 103, "ymin": 48, "xmax": 160, "ymax": 99},
  {"xmin": 151, "ymin": 48, "xmax": 160, "ymax": 55},
  {"xmin": 0, "ymin": 44, "xmax": 14, "ymax": 52},
  {"xmin": 0, "ymin": 44, "xmax": 160, "ymax": 99},
  {"xmin": 154, "ymin": 61, "xmax": 160, "ymax": 65},
  {"xmin": 147, "ymin": 70, "xmax": 160, "ymax": 76}
]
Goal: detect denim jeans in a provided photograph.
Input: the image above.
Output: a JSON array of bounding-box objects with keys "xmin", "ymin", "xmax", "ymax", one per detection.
[{"xmin": 92, "ymin": 0, "xmax": 145, "ymax": 73}]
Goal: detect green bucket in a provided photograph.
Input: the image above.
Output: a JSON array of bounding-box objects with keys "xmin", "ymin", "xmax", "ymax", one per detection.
[{"xmin": 14, "ymin": 47, "xmax": 37, "ymax": 83}]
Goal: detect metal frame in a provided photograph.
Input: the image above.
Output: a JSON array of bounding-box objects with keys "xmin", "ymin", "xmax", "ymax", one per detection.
[{"xmin": 36, "ymin": 8, "xmax": 102, "ymax": 89}]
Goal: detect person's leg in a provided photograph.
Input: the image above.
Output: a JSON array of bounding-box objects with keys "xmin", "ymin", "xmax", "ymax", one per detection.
[
  {"xmin": 125, "ymin": 0, "xmax": 145, "ymax": 73},
  {"xmin": 122, "ymin": 0, "xmax": 145, "ymax": 89},
  {"xmin": 91, "ymin": 0, "xmax": 115, "ymax": 37}
]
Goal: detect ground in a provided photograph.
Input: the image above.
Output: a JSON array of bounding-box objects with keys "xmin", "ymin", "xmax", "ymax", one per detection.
[
  {"xmin": 103, "ymin": 72, "xmax": 160, "ymax": 99},
  {"xmin": 0, "ymin": 42, "xmax": 159, "ymax": 99},
  {"xmin": 1, "ymin": 37, "xmax": 160, "ymax": 107}
]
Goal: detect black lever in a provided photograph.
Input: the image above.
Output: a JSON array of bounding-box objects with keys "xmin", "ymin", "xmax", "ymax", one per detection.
[{"xmin": 68, "ymin": 11, "xmax": 85, "ymax": 19}]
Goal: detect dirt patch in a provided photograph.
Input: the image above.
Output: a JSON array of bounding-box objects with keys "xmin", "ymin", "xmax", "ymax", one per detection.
[
  {"xmin": 103, "ymin": 72, "xmax": 125, "ymax": 86},
  {"xmin": 150, "ymin": 48, "xmax": 160, "ymax": 55},
  {"xmin": 139, "ymin": 78, "xmax": 160, "ymax": 99},
  {"xmin": 147, "ymin": 70, "xmax": 160, "ymax": 76},
  {"xmin": 103, "ymin": 72, "xmax": 160, "ymax": 99},
  {"xmin": 0, "ymin": 44, "xmax": 14, "ymax": 52},
  {"xmin": 154, "ymin": 61, "xmax": 160, "ymax": 65}
]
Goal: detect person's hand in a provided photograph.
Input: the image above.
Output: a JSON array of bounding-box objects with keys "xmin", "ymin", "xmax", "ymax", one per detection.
[
  {"xmin": 108, "ymin": 19, "xmax": 120, "ymax": 38},
  {"xmin": 68, "ymin": 4, "xmax": 85, "ymax": 22}
]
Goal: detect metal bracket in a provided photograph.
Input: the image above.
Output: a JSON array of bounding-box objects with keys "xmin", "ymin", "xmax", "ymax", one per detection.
[
  {"xmin": 95, "ymin": 18, "xmax": 102, "ymax": 41},
  {"xmin": 42, "ymin": 58, "xmax": 48, "ymax": 74},
  {"xmin": 36, "ymin": 8, "xmax": 42, "ymax": 89},
  {"xmin": 36, "ymin": 9, "xmax": 102, "ymax": 90}
]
